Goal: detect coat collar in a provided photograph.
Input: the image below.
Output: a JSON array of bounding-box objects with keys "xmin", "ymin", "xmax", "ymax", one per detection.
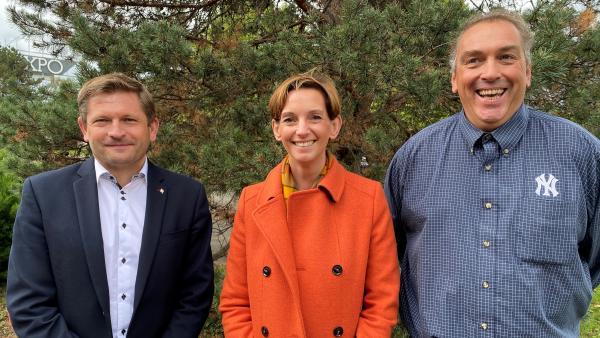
[
  {"xmin": 73, "ymin": 157, "xmax": 111, "ymax": 326},
  {"xmin": 255, "ymin": 156, "xmax": 347, "ymax": 205},
  {"xmin": 250, "ymin": 156, "xmax": 347, "ymax": 337},
  {"xmin": 133, "ymin": 161, "xmax": 167, "ymax": 312}
]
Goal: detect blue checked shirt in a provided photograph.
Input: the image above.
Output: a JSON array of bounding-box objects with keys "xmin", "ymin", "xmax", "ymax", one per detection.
[{"xmin": 384, "ymin": 104, "xmax": 600, "ymax": 337}]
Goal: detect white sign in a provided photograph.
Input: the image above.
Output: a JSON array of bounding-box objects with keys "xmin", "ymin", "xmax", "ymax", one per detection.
[{"xmin": 24, "ymin": 55, "xmax": 75, "ymax": 76}]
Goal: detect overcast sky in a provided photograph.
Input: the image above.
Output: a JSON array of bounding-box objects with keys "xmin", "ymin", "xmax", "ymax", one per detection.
[{"xmin": 0, "ymin": 0, "xmax": 45, "ymax": 54}]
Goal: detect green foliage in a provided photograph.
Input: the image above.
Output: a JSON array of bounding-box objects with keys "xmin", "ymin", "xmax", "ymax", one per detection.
[
  {"xmin": 200, "ymin": 264, "xmax": 225, "ymax": 337},
  {"xmin": 0, "ymin": 151, "xmax": 21, "ymax": 283},
  {"xmin": 3, "ymin": 0, "xmax": 594, "ymax": 193},
  {"xmin": 0, "ymin": 47, "xmax": 84, "ymax": 178},
  {"xmin": 525, "ymin": 1, "xmax": 600, "ymax": 136}
]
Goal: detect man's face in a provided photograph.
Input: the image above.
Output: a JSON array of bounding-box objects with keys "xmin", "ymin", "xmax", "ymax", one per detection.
[
  {"xmin": 451, "ymin": 19, "xmax": 531, "ymax": 131},
  {"xmin": 78, "ymin": 91, "xmax": 159, "ymax": 175}
]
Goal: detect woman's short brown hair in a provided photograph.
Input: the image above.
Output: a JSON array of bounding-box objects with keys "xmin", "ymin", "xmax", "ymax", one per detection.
[
  {"xmin": 268, "ymin": 71, "xmax": 341, "ymax": 121},
  {"xmin": 77, "ymin": 73, "xmax": 155, "ymax": 123}
]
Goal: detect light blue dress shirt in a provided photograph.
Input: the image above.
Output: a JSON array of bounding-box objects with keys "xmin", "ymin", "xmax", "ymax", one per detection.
[
  {"xmin": 385, "ymin": 105, "xmax": 600, "ymax": 337},
  {"xmin": 95, "ymin": 159, "xmax": 148, "ymax": 337}
]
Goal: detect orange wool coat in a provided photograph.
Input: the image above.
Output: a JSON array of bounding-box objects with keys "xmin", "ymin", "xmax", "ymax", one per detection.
[{"xmin": 219, "ymin": 158, "xmax": 400, "ymax": 337}]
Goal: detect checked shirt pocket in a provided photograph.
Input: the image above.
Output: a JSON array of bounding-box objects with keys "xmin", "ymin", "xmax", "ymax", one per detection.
[{"xmin": 516, "ymin": 197, "xmax": 578, "ymax": 265}]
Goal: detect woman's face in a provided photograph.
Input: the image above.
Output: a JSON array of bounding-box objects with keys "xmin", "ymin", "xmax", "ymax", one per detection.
[{"xmin": 272, "ymin": 88, "xmax": 341, "ymax": 169}]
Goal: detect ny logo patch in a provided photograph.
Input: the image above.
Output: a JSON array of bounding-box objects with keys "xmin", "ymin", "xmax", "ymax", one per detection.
[{"xmin": 535, "ymin": 174, "xmax": 559, "ymax": 197}]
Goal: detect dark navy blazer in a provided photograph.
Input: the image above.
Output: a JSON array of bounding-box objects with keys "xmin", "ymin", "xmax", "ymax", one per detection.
[{"xmin": 7, "ymin": 158, "xmax": 214, "ymax": 338}]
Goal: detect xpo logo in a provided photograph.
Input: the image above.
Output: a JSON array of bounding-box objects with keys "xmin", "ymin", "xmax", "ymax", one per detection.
[{"xmin": 24, "ymin": 55, "xmax": 75, "ymax": 76}]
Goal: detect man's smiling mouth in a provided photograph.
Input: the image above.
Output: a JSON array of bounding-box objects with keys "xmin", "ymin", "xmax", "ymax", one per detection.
[{"xmin": 477, "ymin": 88, "xmax": 506, "ymax": 97}]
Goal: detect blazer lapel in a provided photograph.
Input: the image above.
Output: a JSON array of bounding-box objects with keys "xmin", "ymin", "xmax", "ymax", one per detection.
[
  {"xmin": 133, "ymin": 162, "xmax": 167, "ymax": 311},
  {"xmin": 73, "ymin": 158, "xmax": 110, "ymax": 319}
]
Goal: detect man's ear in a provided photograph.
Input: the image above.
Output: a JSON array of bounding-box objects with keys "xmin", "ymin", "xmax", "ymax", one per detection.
[
  {"xmin": 77, "ymin": 117, "xmax": 89, "ymax": 142},
  {"xmin": 149, "ymin": 117, "xmax": 160, "ymax": 142},
  {"xmin": 451, "ymin": 71, "xmax": 458, "ymax": 93}
]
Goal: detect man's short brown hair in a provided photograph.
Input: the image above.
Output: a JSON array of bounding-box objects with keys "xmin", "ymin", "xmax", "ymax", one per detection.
[
  {"xmin": 268, "ymin": 71, "xmax": 341, "ymax": 121},
  {"xmin": 77, "ymin": 73, "xmax": 155, "ymax": 123},
  {"xmin": 449, "ymin": 8, "xmax": 534, "ymax": 72}
]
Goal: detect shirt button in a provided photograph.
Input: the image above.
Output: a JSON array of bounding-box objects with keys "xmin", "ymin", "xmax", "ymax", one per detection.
[
  {"xmin": 121, "ymin": 294, "xmax": 126, "ymax": 300},
  {"xmin": 480, "ymin": 322, "xmax": 488, "ymax": 330},
  {"xmin": 483, "ymin": 133, "xmax": 492, "ymax": 141},
  {"xmin": 482, "ymin": 281, "xmax": 489, "ymax": 288},
  {"xmin": 483, "ymin": 240, "xmax": 490, "ymax": 248},
  {"xmin": 122, "ymin": 223, "xmax": 127, "ymax": 229},
  {"xmin": 333, "ymin": 326, "xmax": 344, "ymax": 336},
  {"xmin": 121, "ymin": 329, "xmax": 126, "ymax": 335},
  {"xmin": 332, "ymin": 264, "xmax": 343, "ymax": 276},
  {"xmin": 120, "ymin": 190, "xmax": 125, "ymax": 195},
  {"xmin": 262, "ymin": 266, "xmax": 271, "ymax": 277},
  {"xmin": 121, "ymin": 196, "xmax": 126, "ymax": 201},
  {"xmin": 121, "ymin": 257, "xmax": 126, "ymax": 264},
  {"xmin": 484, "ymin": 164, "xmax": 492, "ymax": 171},
  {"xmin": 484, "ymin": 202, "xmax": 492, "ymax": 209},
  {"xmin": 261, "ymin": 326, "xmax": 269, "ymax": 337},
  {"xmin": 503, "ymin": 148, "xmax": 510, "ymax": 155}
]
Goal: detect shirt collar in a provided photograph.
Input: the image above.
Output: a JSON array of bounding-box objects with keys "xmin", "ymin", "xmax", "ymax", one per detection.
[
  {"xmin": 94, "ymin": 158, "xmax": 148, "ymax": 184},
  {"xmin": 459, "ymin": 104, "xmax": 529, "ymax": 151}
]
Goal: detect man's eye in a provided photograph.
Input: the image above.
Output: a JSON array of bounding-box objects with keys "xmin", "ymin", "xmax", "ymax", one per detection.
[
  {"xmin": 466, "ymin": 58, "xmax": 479, "ymax": 64},
  {"xmin": 500, "ymin": 54, "xmax": 516, "ymax": 61}
]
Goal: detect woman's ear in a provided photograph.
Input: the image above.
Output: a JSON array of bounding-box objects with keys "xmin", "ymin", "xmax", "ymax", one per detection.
[
  {"xmin": 272, "ymin": 119, "xmax": 282, "ymax": 141},
  {"xmin": 329, "ymin": 115, "xmax": 342, "ymax": 140}
]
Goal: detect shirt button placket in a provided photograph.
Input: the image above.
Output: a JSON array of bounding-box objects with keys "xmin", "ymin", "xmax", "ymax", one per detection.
[
  {"xmin": 117, "ymin": 187, "xmax": 130, "ymax": 335},
  {"xmin": 480, "ymin": 138, "xmax": 497, "ymax": 337}
]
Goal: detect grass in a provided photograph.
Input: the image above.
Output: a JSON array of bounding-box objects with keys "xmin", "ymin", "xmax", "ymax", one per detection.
[
  {"xmin": 2, "ymin": 270, "xmax": 600, "ymax": 337},
  {"xmin": 581, "ymin": 288, "xmax": 600, "ymax": 337}
]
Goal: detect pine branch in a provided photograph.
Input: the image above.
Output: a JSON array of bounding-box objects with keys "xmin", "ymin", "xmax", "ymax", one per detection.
[{"xmin": 97, "ymin": 0, "xmax": 221, "ymax": 9}]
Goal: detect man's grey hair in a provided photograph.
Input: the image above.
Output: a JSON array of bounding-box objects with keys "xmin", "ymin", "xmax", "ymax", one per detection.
[{"xmin": 449, "ymin": 8, "xmax": 534, "ymax": 72}]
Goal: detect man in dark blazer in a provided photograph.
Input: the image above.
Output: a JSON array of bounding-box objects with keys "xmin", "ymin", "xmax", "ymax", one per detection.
[{"xmin": 7, "ymin": 73, "xmax": 214, "ymax": 338}]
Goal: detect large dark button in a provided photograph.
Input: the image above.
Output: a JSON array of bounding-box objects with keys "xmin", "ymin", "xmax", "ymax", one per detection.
[
  {"xmin": 333, "ymin": 326, "xmax": 343, "ymax": 336},
  {"xmin": 121, "ymin": 329, "xmax": 126, "ymax": 335},
  {"xmin": 120, "ymin": 196, "xmax": 126, "ymax": 201},
  {"xmin": 262, "ymin": 266, "xmax": 271, "ymax": 277},
  {"xmin": 261, "ymin": 326, "xmax": 269, "ymax": 337},
  {"xmin": 122, "ymin": 223, "xmax": 127, "ymax": 229},
  {"xmin": 332, "ymin": 264, "xmax": 343, "ymax": 276}
]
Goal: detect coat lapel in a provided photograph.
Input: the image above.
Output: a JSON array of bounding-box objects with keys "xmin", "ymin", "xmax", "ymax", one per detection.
[
  {"xmin": 252, "ymin": 164, "xmax": 302, "ymax": 306},
  {"xmin": 73, "ymin": 158, "xmax": 111, "ymax": 320},
  {"xmin": 133, "ymin": 162, "xmax": 167, "ymax": 311}
]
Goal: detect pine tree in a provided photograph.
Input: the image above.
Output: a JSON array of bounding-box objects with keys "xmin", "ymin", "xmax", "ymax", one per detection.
[{"xmin": 0, "ymin": 0, "xmax": 598, "ymax": 262}]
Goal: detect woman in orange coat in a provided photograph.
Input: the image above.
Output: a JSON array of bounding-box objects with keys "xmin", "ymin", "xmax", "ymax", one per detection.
[{"xmin": 219, "ymin": 71, "xmax": 400, "ymax": 337}]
